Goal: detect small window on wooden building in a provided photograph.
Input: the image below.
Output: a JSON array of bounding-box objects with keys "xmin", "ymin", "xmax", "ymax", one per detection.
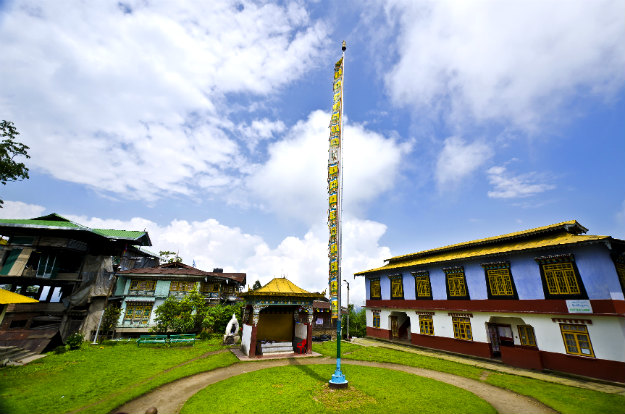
[
  {"xmin": 390, "ymin": 275, "xmax": 404, "ymax": 299},
  {"xmin": 370, "ymin": 278, "xmax": 381, "ymax": 300},
  {"xmin": 535, "ymin": 255, "xmax": 587, "ymax": 299},
  {"xmin": 202, "ymin": 282, "xmax": 220, "ymax": 293},
  {"xmin": 170, "ymin": 281, "xmax": 196, "ymax": 292},
  {"xmin": 452, "ymin": 317, "xmax": 472, "ymax": 340},
  {"xmin": 372, "ymin": 311, "xmax": 380, "ymax": 328},
  {"xmin": 444, "ymin": 267, "xmax": 470, "ymax": 300},
  {"xmin": 419, "ymin": 315, "xmax": 434, "ymax": 335},
  {"xmin": 124, "ymin": 303, "xmax": 153, "ymax": 324},
  {"xmin": 518, "ymin": 325, "xmax": 537, "ymax": 347},
  {"xmin": 129, "ymin": 280, "xmax": 156, "ymax": 292},
  {"xmin": 413, "ymin": 271, "xmax": 432, "ymax": 299},
  {"xmin": 560, "ymin": 324, "xmax": 594, "ymax": 357}
]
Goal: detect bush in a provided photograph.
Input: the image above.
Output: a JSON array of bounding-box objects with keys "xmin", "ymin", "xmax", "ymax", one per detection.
[
  {"xmin": 66, "ymin": 332, "xmax": 84, "ymax": 350},
  {"xmin": 53, "ymin": 345, "xmax": 67, "ymax": 354}
]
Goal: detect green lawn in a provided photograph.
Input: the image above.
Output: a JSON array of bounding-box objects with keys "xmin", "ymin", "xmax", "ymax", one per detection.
[
  {"xmin": 181, "ymin": 364, "xmax": 496, "ymax": 414},
  {"xmin": 0, "ymin": 339, "xmax": 238, "ymax": 414},
  {"xmin": 313, "ymin": 341, "xmax": 625, "ymax": 414}
]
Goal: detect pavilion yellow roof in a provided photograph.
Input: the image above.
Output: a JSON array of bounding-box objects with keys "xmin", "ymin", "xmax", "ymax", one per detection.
[
  {"xmin": 241, "ymin": 277, "xmax": 325, "ymax": 298},
  {"xmin": 0, "ymin": 289, "xmax": 38, "ymax": 304},
  {"xmin": 355, "ymin": 220, "xmax": 612, "ymax": 276}
]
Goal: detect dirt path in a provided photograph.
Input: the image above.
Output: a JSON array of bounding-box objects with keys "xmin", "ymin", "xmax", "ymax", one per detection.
[{"xmin": 113, "ymin": 356, "xmax": 557, "ymax": 414}]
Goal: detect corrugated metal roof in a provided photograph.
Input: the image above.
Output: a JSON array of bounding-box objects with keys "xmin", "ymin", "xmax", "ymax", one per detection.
[
  {"xmin": 0, "ymin": 218, "xmax": 83, "ymax": 229},
  {"xmin": 355, "ymin": 232, "xmax": 610, "ymax": 276},
  {"xmin": 241, "ymin": 277, "xmax": 325, "ymax": 298},
  {"xmin": 118, "ymin": 262, "xmax": 246, "ymax": 284},
  {"xmin": 92, "ymin": 228, "xmax": 148, "ymax": 241},
  {"xmin": 0, "ymin": 289, "xmax": 39, "ymax": 304}
]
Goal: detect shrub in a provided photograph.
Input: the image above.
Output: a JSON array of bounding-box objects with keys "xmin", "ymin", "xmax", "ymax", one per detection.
[
  {"xmin": 66, "ymin": 332, "xmax": 84, "ymax": 350},
  {"xmin": 53, "ymin": 345, "xmax": 67, "ymax": 354}
]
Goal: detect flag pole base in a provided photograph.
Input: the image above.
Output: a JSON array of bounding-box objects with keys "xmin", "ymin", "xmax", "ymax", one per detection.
[{"xmin": 329, "ymin": 364, "xmax": 348, "ymax": 389}]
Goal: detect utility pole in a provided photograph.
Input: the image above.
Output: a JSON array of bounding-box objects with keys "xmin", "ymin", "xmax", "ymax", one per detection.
[{"xmin": 343, "ymin": 279, "xmax": 349, "ymax": 340}]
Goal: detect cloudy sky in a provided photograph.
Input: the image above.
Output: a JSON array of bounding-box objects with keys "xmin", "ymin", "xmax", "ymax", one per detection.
[{"xmin": 1, "ymin": 0, "xmax": 624, "ymax": 305}]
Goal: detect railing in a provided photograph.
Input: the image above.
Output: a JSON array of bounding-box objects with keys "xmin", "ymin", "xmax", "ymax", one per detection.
[{"xmin": 127, "ymin": 290, "xmax": 155, "ymax": 296}]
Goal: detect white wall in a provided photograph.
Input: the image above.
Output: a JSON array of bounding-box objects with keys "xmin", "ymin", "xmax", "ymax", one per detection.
[{"xmin": 241, "ymin": 323, "xmax": 252, "ymax": 356}]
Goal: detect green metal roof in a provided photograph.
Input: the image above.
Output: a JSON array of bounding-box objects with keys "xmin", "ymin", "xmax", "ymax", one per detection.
[
  {"xmin": 0, "ymin": 218, "xmax": 83, "ymax": 228},
  {"xmin": 92, "ymin": 228, "xmax": 148, "ymax": 241}
]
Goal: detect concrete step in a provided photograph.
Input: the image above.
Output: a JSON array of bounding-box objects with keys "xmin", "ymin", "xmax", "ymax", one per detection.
[
  {"xmin": 0, "ymin": 346, "xmax": 40, "ymax": 365},
  {"xmin": 260, "ymin": 341, "xmax": 294, "ymax": 355}
]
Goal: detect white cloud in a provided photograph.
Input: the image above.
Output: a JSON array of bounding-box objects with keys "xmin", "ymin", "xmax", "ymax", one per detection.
[
  {"xmin": 0, "ymin": 200, "xmax": 46, "ymax": 218},
  {"xmin": 486, "ymin": 166, "xmax": 555, "ymax": 199},
  {"xmin": 65, "ymin": 210, "xmax": 391, "ymax": 306},
  {"xmin": 384, "ymin": 0, "xmax": 625, "ymax": 130},
  {"xmin": 0, "ymin": 1, "xmax": 328, "ymax": 200},
  {"xmin": 435, "ymin": 136, "xmax": 493, "ymax": 190},
  {"xmin": 237, "ymin": 119, "xmax": 286, "ymax": 152},
  {"xmin": 247, "ymin": 110, "xmax": 409, "ymax": 223}
]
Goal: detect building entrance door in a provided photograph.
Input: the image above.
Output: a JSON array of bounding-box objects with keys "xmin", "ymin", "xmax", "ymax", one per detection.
[
  {"xmin": 390, "ymin": 316, "xmax": 398, "ymax": 339},
  {"xmin": 487, "ymin": 324, "xmax": 501, "ymax": 356}
]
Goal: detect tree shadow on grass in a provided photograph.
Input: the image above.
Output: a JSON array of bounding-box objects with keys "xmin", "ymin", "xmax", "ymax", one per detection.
[{"xmin": 287, "ymin": 359, "xmax": 327, "ymax": 383}]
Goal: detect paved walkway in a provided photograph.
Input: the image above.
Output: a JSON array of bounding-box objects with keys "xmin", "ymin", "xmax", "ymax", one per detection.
[
  {"xmin": 115, "ymin": 356, "xmax": 556, "ymax": 414},
  {"xmin": 351, "ymin": 337, "xmax": 625, "ymax": 395}
]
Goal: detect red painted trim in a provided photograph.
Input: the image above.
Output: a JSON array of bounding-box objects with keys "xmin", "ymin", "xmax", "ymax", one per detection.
[
  {"xmin": 410, "ymin": 333, "xmax": 491, "ymax": 358},
  {"xmin": 540, "ymin": 350, "xmax": 625, "ymax": 383},
  {"xmin": 306, "ymin": 323, "xmax": 313, "ymax": 354},
  {"xmin": 500, "ymin": 346, "xmax": 543, "ymax": 370},
  {"xmin": 366, "ymin": 299, "xmax": 625, "ymax": 316},
  {"xmin": 366, "ymin": 327, "xmax": 391, "ymax": 340}
]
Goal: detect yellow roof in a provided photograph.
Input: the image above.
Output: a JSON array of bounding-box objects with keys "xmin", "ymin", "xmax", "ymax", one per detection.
[
  {"xmin": 355, "ymin": 221, "xmax": 611, "ymax": 275},
  {"xmin": 241, "ymin": 277, "xmax": 325, "ymax": 298},
  {"xmin": 0, "ymin": 288, "xmax": 38, "ymax": 304}
]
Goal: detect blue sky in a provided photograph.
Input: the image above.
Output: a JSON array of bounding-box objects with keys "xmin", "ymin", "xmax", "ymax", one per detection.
[{"xmin": 1, "ymin": 0, "xmax": 624, "ymax": 305}]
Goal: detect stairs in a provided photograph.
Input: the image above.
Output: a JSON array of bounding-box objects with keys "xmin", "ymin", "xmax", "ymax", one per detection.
[
  {"xmin": 0, "ymin": 346, "xmax": 46, "ymax": 366},
  {"xmin": 260, "ymin": 341, "xmax": 294, "ymax": 356}
]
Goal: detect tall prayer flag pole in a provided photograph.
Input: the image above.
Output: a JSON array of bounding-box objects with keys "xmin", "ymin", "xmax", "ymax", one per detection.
[{"xmin": 328, "ymin": 40, "xmax": 348, "ymax": 389}]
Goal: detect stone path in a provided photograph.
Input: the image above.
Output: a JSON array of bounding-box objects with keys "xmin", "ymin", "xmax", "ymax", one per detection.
[
  {"xmin": 352, "ymin": 337, "xmax": 625, "ymax": 395},
  {"xmin": 114, "ymin": 356, "xmax": 557, "ymax": 414}
]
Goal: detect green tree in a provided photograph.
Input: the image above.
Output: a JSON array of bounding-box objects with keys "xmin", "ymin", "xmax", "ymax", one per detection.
[
  {"xmin": 159, "ymin": 250, "xmax": 182, "ymax": 263},
  {"xmin": 152, "ymin": 289, "xmax": 207, "ymax": 333},
  {"xmin": 0, "ymin": 120, "xmax": 30, "ymax": 207},
  {"xmin": 252, "ymin": 280, "xmax": 262, "ymax": 290},
  {"xmin": 202, "ymin": 302, "xmax": 244, "ymax": 334},
  {"xmin": 99, "ymin": 305, "xmax": 122, "ymax": 341},
  {"xmin": 342, "ymin": 305, "xmax": 366, "ymax": 338}
]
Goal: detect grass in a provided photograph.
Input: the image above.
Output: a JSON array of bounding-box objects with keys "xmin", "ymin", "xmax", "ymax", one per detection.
[
  {"xmin": 0, "ymin": 339, "xmax": 238, "ymax": 414},
  {"xmin": 181, "ymin": 364, "xmax": 496, "ymax": 414},
  {"xmin": 313, "ymin": 341, "xmax": 625, "ymax": 414}
]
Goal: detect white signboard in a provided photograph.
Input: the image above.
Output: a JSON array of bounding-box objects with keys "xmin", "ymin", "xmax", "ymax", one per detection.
[{"xmin": 566, "ymin": 300, "xmax": 593, "ymax": 314}]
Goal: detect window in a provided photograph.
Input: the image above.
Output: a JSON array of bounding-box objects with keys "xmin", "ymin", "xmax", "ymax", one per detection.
[
  {"xmin": 222, "ymin": 284, "xmax": 235, "ymax": 294},
  {"xmin": 452, "ymin": 317, "xmax": 472, "ymax": 340},
  {"xmin": 129, "ymin": 280, "xmax": 156, "ymax": 292},
  {"xmin": 370, "ymin": 278, "xmax": 381, "ymax": 299},
  {"xmin": 202, "ymin": 282, "xmax": 220, "ymax": 293},
  {"xmin": 373, "ymin": 311, "xmax": 380, "ymax": 328},
  {"xmin": 444, "ymin": 267, "xmax": 470, "ymax": 299},
  {"xmin": 170, "ymin": 281, "xmax": 196, "ymax": 292},
  {"xmin": 518, "ymin": 325, "xmax": 537, "ymax": 347},
  {"xmin": 482, "ymin": 262, "xmax": 517, "ymax": 299},
  {"xmin": 123, "ymin": 303, "xmax": 153, "ymax": 324},
  {"xmin": 413, "ymin": 271, "xmax": 432, "ymax": 299},
  {"xmin": 390, "ymin": 275, "xmax": 404, "ymax": 299},
  {"xmin": 560, "ymin": 324, "xmax": 594, "ymax": 357},
  {"xmin": 536, "ymin": 255, "xmax": 587, "ymax": 299},
  {"xmin": 419, "ymin": 315, "xmax": 434, "ymax": 335}
]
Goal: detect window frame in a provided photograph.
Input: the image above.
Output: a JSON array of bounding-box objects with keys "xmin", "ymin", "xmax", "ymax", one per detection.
[
  {"xmin": 372, "ymin": 311, "xmax": 380, "ymax": 328},
  {"xmin": 517, "ymin": 325, "xmax": 537, "ymax": 347},
  {"xmin": 419, "ymin": 314, "xmax": 434, "ymax": 335},
  {"xmin": 413, "ymin": 271, "xmax": 432, "ymax": 300},
  {"xmin": 123, "ymin": 303, "xmax": 153, "ymax": 325},
  {"xmin": 452, "ymin": 316, "xmax": 473, "ymax": 340},
  {"xmin": 535, "ymin": 255, "xmax": 588, "ymax": 300},
  {"xmin": 560, "ymin": 323, "xmax": 595, "ymax": 357},
  {"xmin": 444, "ymin": 267, "xmax": 470, "ymax": 300},
  {"xmin": 482, "ymin": 262, "xmax": 518, "ymax": 300},
  {"xmin": 170, "ymin": 281, "xmax": 196, "ymax": 292},
  {"xmin": 389, "ymin": 275, "xmax": 404, "ymax": 300},
  {"xmin": 369, "ymin": 278, "xmax": 381, "ymax": 300},
  {"xmin": 129, "ymin": 279, "xmax": 156, "ymax": 292}
]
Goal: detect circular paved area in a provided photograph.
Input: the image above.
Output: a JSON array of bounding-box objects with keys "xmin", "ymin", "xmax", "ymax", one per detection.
[{"xmin": 114, "ymin": 356, "xmax": 557, "ymax": 414}]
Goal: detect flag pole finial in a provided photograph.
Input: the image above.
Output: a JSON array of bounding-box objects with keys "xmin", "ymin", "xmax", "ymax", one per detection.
[{"xmin": 342, "ymin": 40, "xmax": 346, "ymax": 51}]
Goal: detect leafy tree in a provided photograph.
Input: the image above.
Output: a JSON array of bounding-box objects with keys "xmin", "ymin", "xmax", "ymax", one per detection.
[
  {"xmin": 202, "ymin": 302, "xmax": 244, "ymax": 334},
  {"xmin": 0, "ymin": 120, "xmax": 30, "ymax": 207},
  {"xmin": 152, "ymin": 289, "xmax": 207, "ymax": 333},
  {"xmin": 342, "ymin": 305, "xmax": 366, "ymax": 338},
  {"xmin": 252, "ymin": 280, "xmax": 262, "ymax": 290},
  {"xmin": 99, "ymin": 305, "xmax": 122, "ymax": 341},
  {"xmin": 159, "ymin": 250, "xmax": 182, "ymax": 264}
]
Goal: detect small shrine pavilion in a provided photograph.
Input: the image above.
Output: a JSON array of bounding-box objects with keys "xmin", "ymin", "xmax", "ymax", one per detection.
[{"xmin": 239, "ymin": 277, "xmax": 325, "ymax": 357}]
